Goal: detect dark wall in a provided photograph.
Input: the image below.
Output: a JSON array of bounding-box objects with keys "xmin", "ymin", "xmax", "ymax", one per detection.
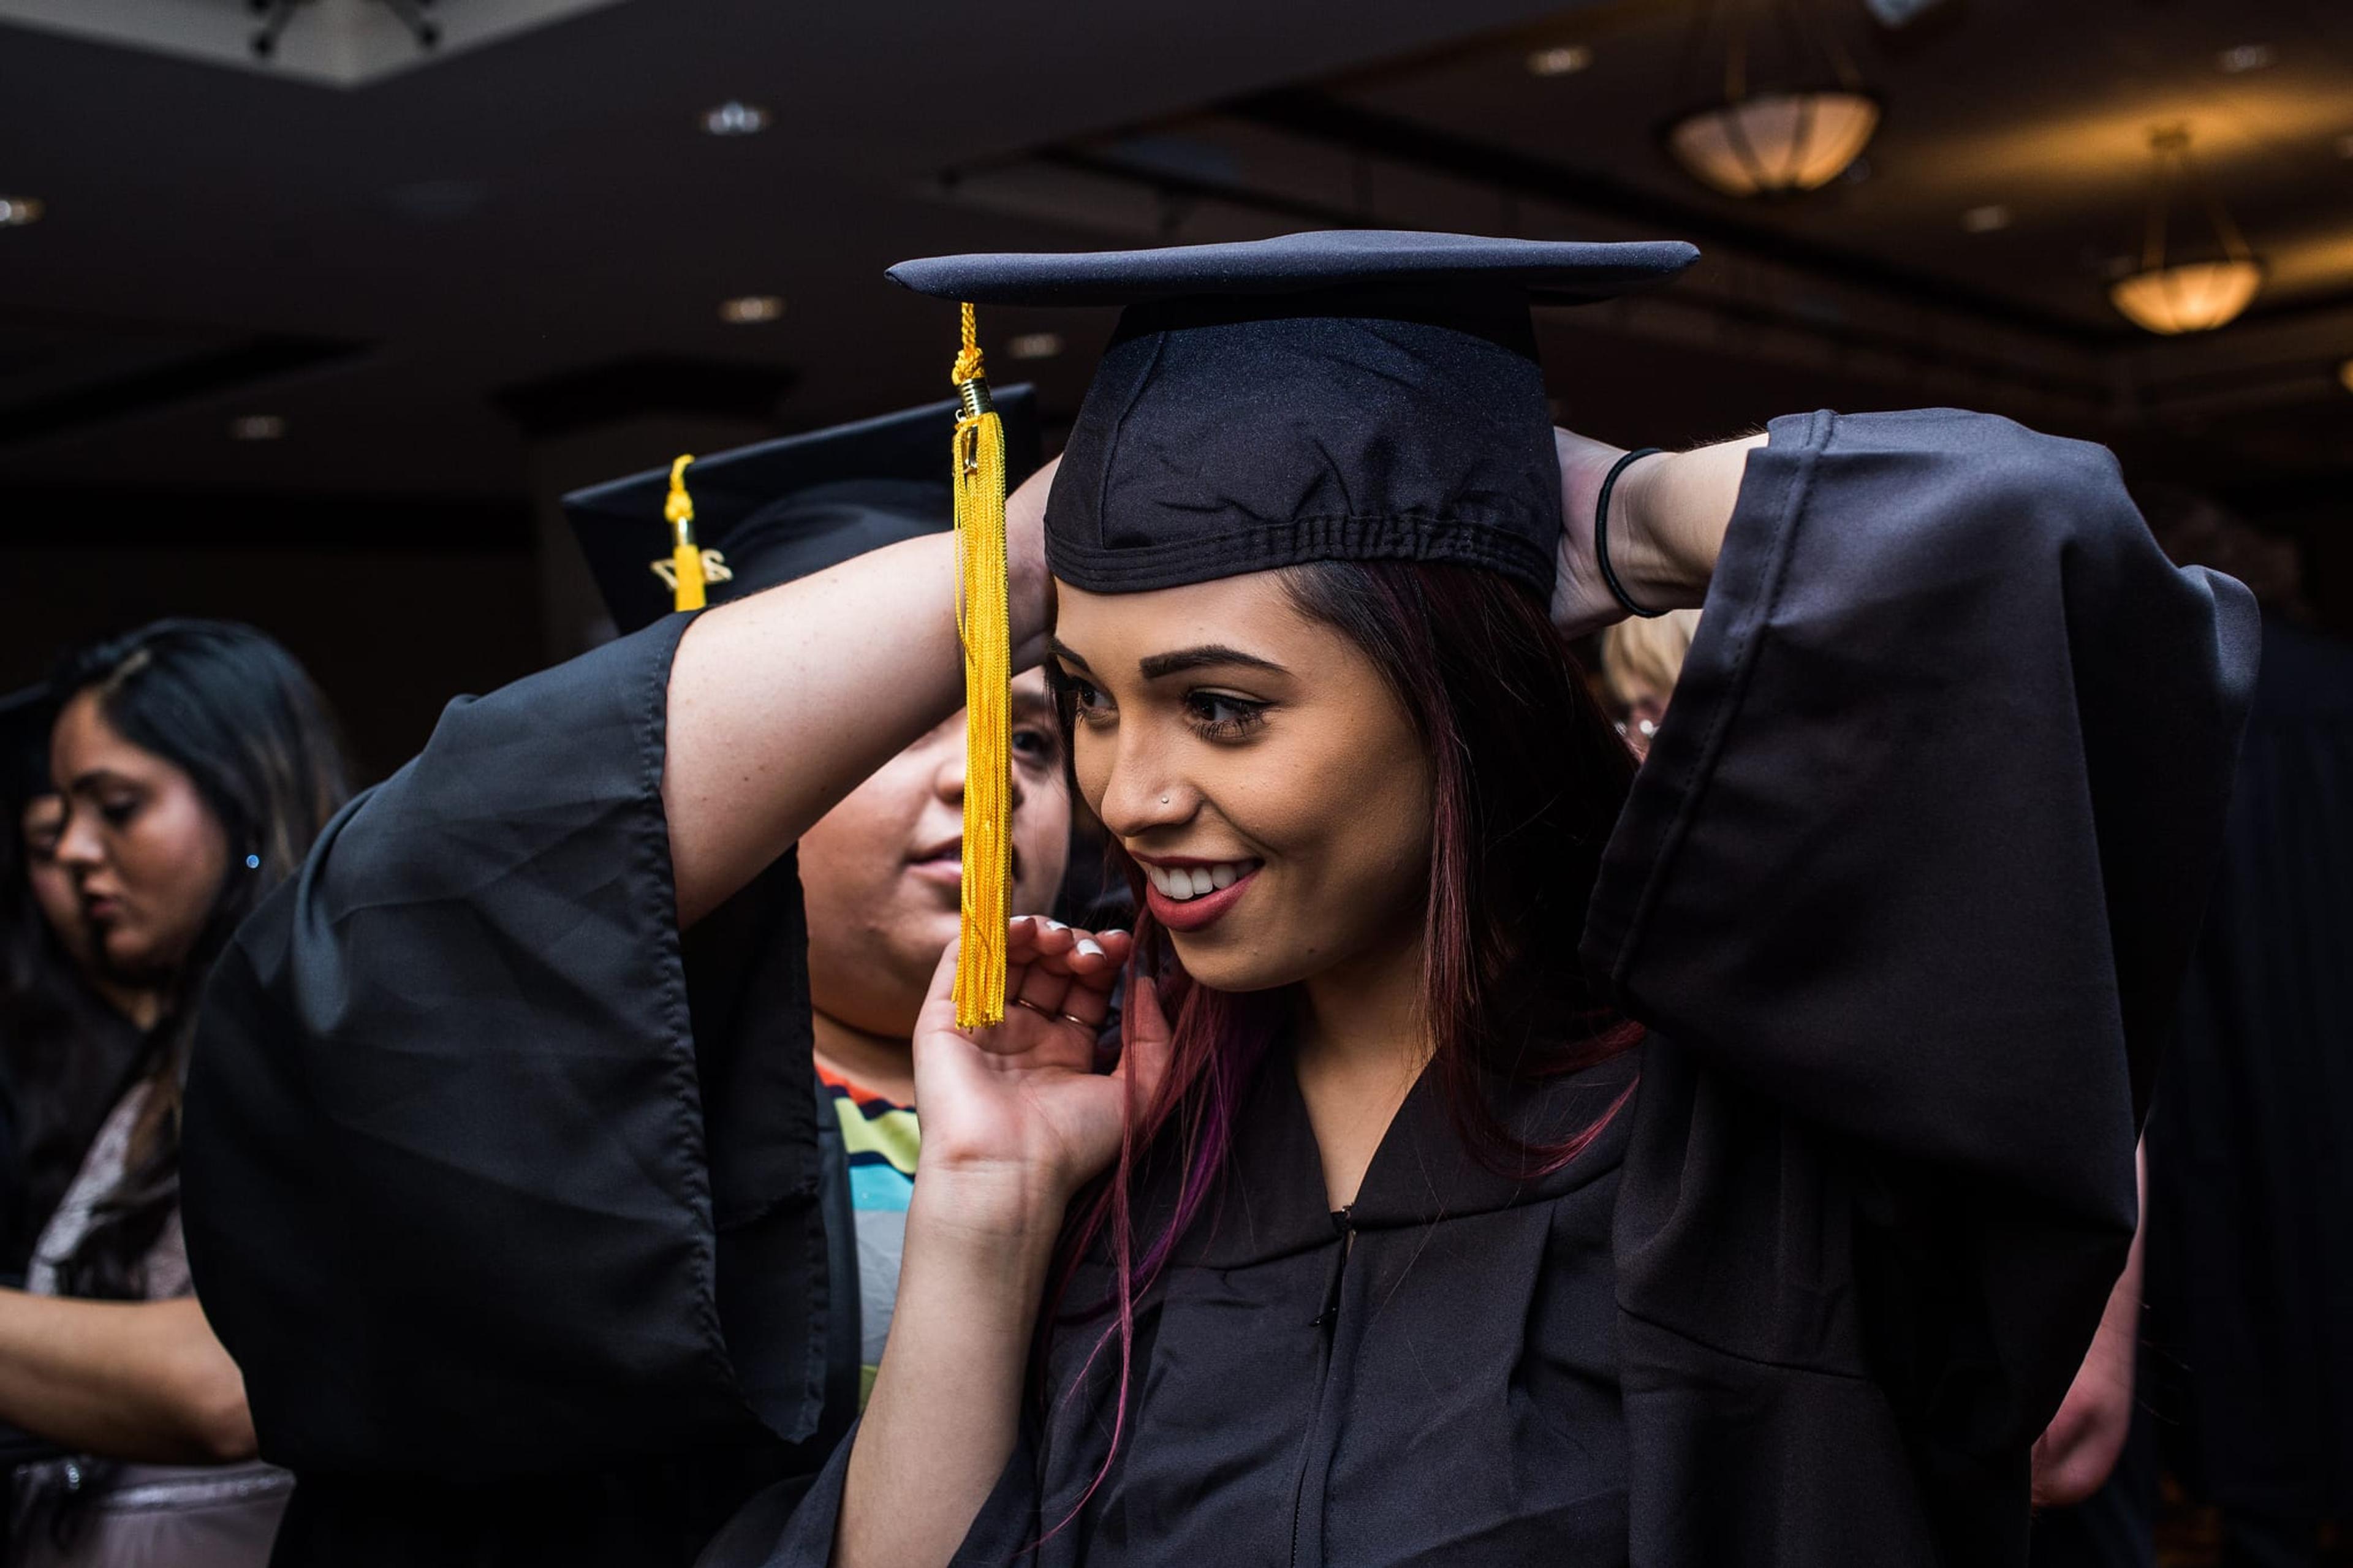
[{"xmin": 0, "ymin": 543, "xmax": 543, "ymax": 783}]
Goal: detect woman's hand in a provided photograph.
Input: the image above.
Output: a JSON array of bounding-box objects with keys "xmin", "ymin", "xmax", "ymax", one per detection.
[
  {"xmin": 909, "ymin": 915, "xmax": 1170, "ymax": 1228},
  {"xmin": 2030, "ymin": 1317, "xmax": 2135, "ymax": 1509},
  {"xmin": 2031, "ymin": 1141, "xmax": 2148, "ymax": 1509},
  {"xmin": 1549, "ymin": 428, "xmax": 1764, "ymax": 640},
  {"xmin": 845, "ymin": 914, "xmax": 1165, "ymax": 1568}
]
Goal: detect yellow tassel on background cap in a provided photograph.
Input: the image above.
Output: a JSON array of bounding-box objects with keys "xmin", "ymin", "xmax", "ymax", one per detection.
[
  {"xmin": 664, "ymin": 455, "xmax": 707, "ymax": 613},
  {"xmin": 949, "ymin": 302, "xmax": 1011, "ymax": 1029}
]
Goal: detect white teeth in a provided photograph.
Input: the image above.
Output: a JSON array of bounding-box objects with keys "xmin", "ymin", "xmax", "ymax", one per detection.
[{"xmin": 1145, "ymin": 861, "xmax": 1256, "ymax": 901}]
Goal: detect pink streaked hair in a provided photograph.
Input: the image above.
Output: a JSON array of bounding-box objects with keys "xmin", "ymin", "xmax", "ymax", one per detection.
[{"xmin": 1033, "ymin": 559, "xmax": 1643, "ymax": 1539}]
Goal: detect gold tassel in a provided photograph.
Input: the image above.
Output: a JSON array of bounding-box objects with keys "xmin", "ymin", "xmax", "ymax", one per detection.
[
  {"xmin": 665, "ymin": 455, "xmax": 708, "ymax": 612},
  {"xmin": 950, "ymin": 302, "xmax": 1010, "ymax": 1029}
]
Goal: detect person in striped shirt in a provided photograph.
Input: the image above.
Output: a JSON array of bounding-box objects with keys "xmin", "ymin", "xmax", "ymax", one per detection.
[{"xmin": 801, "ymin": 667, "xmax": 1073, "ymax": 1399}]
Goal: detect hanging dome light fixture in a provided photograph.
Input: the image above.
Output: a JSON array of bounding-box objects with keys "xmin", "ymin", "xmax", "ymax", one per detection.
[
  {"xmin": 2109, "ymin": 127, "xmax": 2265, "ymax": 335},
  {"xmin": 1664, "ymin": 0, "xmax": 1881, "ymax": 197}
]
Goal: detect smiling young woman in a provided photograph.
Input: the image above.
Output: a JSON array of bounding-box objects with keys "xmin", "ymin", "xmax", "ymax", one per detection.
[{"xmin": 733, "ymin": 232, "xmax": 2256, "ymax": 1568}]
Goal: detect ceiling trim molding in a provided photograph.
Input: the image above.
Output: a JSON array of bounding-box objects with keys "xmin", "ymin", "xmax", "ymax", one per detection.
[
  {"xmin": 0, "ymin": 0, "xmax": 626, "ymax": 87},
  {"xmin": 0, "ymin": 335, "xmax": 366, "ymax": 449}
]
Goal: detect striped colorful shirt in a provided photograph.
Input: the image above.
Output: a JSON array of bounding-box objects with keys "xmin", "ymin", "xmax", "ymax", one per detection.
[{"xmin": 817, "ymin": 1062, "xmax": 919, "ymax": 1405}]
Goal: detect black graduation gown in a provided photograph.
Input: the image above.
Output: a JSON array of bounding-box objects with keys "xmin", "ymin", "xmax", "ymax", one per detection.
[
  {"xmin": 746, "ymin": 408, "xmax": 2260, "ymax": 1567},
  {"xmin": 2142, "ymin": 616, "xmax": 2353, "ymax": 1524},
  {"xmin": 181, "ymin": 615, "xmax": 863, "ymax": 1566}
]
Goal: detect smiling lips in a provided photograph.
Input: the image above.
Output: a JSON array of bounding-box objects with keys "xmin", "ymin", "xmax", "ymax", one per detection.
[{"xmin": 1139, "ymin": 857, "xmax": 1262, "ymax": 932}]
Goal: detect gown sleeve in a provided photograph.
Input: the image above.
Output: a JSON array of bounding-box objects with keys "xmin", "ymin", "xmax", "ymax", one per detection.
[
  {"xmin": 181, "ymin": 613, "xmax": 839, "ymax": 1479},
  {"xmin": 1582, "ymin": 409, "xmax": 2260, "ymax": 1562}
]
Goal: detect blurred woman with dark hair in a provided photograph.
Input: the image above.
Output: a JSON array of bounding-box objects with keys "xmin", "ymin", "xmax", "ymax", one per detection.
[
  {"xmin": 0, "ymin": 621, "xmax": 349, "ymax": 1568},
  {"xmin": 0, "ymin": 691, "xmax": 159, "ymax": 1286}
]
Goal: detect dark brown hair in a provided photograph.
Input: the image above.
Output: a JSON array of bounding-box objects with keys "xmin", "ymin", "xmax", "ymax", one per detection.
[
  {"xmin": 1040, "ymin": 559, "xmax": 1642, "ymax": 1521},
  {"xmin": 48, "ymin": 620, "xmax": 350, "ymax": 1303}
]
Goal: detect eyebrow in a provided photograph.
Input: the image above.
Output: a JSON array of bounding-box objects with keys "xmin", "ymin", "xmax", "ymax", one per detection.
[
  {"xmin": 1010, "ymin": 688, "xmax": 1056, "ymax": 719},
  {"xmin": 68, "ymin": 770, "xmax": 137, "ymax": 796},
  {"xmin": 1138, "ymin": 645, "xmax": 1288, "ymax": 681},
  {"xmin": 1046, "ymin": 636, "xmax": 1289, "ymax": 682}
]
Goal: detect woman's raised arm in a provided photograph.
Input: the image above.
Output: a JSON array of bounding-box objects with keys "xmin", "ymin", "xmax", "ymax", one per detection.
[
  {"xmin": 664, "ymin": 457, "xmax": 1061, "ymax": 926},
  {"xmin": 1548, "ymin": 428, "xmax": 1767, "ymax": 640}
]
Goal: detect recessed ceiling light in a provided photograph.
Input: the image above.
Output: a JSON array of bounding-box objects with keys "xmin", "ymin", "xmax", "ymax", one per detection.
[
  {"xmin": 2217, "ymin": 43, "xmax": 2274, "ymax": 74},
  {"xmin": 1862, "ymin": 0, "xmax": 1948, "ymax": 25},
  {"xmin": 719, "ymin": 294, "xmax": 784, "ymax": 324},
  {"xmin": 230, "ymin": 415, "xmax": 286, "ymax": 441},
  {"xmin": 1526, "ymin": 45, "xmax": 1593, "ymax": 77},
  {"xmin": 0, "ymin": 196, "xmax": 44, "ymax": 227},
  {"xmin": 702, "ymin": 100, "xmax": 770, "ymax": 136},
  {"xmin": 1961, "ymin": 203, "xmax": 2012, "ymax": 232},
  {"xmin": 1007, "ymin": 331, "xmax": 1064, "ymax": 361}
]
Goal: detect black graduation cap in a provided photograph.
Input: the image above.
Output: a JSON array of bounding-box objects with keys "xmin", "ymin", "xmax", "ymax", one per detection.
[
  {"xmin": 1, "ymin": 684, "xmax": 57, "ymax": 808},
  {"xmin": 562, "ymin": 386, "xmax": 1044, "ymax": 636},
  {"xmin": 886, "ymin": 230, "xmax": 1697, "ymax": 599}
]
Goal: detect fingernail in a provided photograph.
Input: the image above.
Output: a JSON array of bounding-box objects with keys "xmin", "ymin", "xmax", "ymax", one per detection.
[
  {"xmin": 1076, "ymin": 938, "xmax": 1104, "ymax": 957},
  {"xmin": 1043, "ymin": 918, "xmax": 1066, "ymax": 931}
]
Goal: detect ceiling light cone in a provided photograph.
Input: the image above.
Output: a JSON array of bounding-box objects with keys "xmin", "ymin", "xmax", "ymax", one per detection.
[
  {"xmin": 2109, "ymin": 258, "xmax": 2264, "ymax": 335},
  {"xmin": 1668, "ymin": 89, "xmax": 1879, "ymax": 197}
]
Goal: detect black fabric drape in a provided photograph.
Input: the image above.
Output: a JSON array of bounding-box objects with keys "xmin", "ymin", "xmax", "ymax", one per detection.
[
  {"xmin": 183, "ymin": 614, "xmax": 847, "ymax": 1566},
  {"xmin": 2143, "ymin": 617, "xmax": 2353, "ymax": 1526}
]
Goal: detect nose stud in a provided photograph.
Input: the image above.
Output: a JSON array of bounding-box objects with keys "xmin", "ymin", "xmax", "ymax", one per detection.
[{"xmin": 1160, "ymin": 794, "xmax": 1170, "ymax": 805}]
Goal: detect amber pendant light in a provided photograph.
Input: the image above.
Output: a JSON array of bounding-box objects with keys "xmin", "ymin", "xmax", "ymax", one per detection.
[
  {"xmin": 2109, "ymin": 126, "xmax": 2265, "ymax": 335},
  {"xmin": 1665, "ymin": 0, "xmax": 1881, "ymax": 197}
]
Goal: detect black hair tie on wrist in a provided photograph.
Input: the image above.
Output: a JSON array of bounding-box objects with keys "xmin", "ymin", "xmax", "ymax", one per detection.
[{"xmin": 1594, "ymin": 447, "xmax": 1667, "ymax": 619}]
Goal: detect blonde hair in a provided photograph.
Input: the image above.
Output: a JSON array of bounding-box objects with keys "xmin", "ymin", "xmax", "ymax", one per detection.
[{"xmin": 1600, "ymin": 608, "xmax": 1702, "ymax": 709}]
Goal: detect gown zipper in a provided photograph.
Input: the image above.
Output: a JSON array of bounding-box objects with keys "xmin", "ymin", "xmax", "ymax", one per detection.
[{"xmin": 1289, "ymin": 1205, "xmax": 1355, "ymax": 1568}]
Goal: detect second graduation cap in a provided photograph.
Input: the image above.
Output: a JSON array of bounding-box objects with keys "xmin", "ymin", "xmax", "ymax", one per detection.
[
  {"xmin": 886, "ymin": 229, "xmax": 1699, "ymax": 600},
  {"xmin": 561, "ymin": 386, "xmax": 1042, "ymax": 636}
]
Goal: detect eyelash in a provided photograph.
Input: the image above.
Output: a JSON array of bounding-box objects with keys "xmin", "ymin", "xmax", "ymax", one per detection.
[
  {"xmin": 1183, "ymin": 691, "xmax": 1268, "ymax": 741},
  {"xmin": 1059, "ymin": 675, "xmax": 1113, "ymax": 730},
  {"xmin": 1054, "ymin": 672, "xmax": 1268, "ymax": 743},
  {"xmin": 1010, "ymin": 724, "xmax": 1062, "ymax": 765}
]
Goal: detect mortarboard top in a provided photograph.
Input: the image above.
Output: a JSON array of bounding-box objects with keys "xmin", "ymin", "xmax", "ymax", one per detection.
[
  {"xmin": 887, "ymin": 230, "xmax": 1699, "ymax": 599},
  {"xmin": 563, "ymin": 386, "xmax": 1042, "ymax": 637}
]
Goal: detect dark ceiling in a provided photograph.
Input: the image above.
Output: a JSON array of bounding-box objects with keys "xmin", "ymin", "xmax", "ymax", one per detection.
[
  {"xmin": 2, "ymin": 0, "xmax": 2349, "ymax": 588},
  {"xmin": 0, "ymin": 0, "xmax": 1608, "ymax": 505}
]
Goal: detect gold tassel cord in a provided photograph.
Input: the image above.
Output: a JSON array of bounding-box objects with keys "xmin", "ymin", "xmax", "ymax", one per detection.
[
  {"xmin": 665, "ymin": 455, "xmax": 708, "ymax": 613},
  {"xmin": 950, "ymin": 302, "xmax": 1011, "ymax": 1029}
]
